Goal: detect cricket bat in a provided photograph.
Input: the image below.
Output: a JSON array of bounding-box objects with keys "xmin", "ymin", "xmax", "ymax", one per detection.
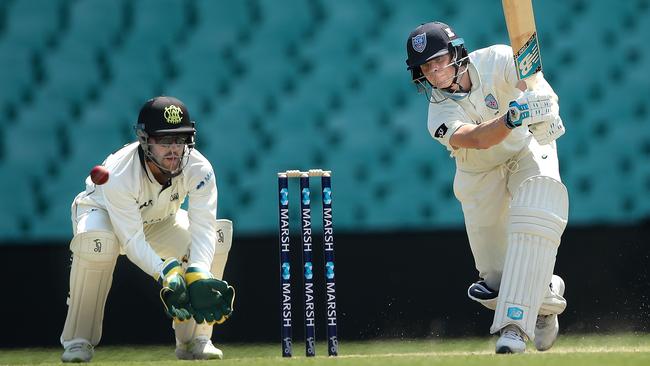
[{"xmin": 502, "ymin": 0, "xmax": 542, "ymax": 90}]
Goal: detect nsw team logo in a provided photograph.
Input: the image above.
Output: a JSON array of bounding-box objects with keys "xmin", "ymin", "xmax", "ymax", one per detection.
[
  {"xmin": 412, "ymin": 32, "xmax": 427, "ymax": 53},
  {"xmin": 485, "ymin": 94, "xmax": 499, "ymax": 109},
  {"xmin": 302, "ymin": 188, "xmax": 310, "ymax": 205}
]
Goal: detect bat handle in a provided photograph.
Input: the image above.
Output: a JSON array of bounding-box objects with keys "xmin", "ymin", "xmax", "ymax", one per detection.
[{"xmin": 525, "ymin": 72, "xmax": 542, "ymax": 91}]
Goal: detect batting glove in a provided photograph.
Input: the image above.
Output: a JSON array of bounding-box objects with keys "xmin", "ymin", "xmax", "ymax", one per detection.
[
  {"xmin": 156, "ymin": 258, "xmax": 192, "ymax": 321},
  {"xmin": 505, "ymin": 90, "xmax": 556, "ymax": 129},
  {"xmin": 185, "ymin": 265, "xmax": 235, "ymax": 325},
  {"xmin": 529, "ymin": 114, "xmax": 566, "ymax": 145}
]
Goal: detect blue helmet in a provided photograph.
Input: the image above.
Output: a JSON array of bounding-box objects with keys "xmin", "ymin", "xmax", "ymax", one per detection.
[{"xmin": 405, "ymin": 21, "xmax": 469, "ymax": 85}]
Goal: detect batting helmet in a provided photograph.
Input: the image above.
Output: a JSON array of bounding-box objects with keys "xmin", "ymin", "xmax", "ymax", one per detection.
[
  {"xmin": 405, "ymin": 21, "xmax": 469, "ymax": 85},
  {"xmin": 134, "ymin": 96, "xmax": 196, "ymax": 177}
]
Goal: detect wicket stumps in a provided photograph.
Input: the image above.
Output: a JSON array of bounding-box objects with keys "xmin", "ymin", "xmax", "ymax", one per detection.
[{"xmin": 277, "ymin": 169, "xmax": 338, "ymax": 357}]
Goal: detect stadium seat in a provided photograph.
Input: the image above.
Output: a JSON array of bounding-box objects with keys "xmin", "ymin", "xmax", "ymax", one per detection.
[{"xmin": 2, "ymin": 0, "xmax": 650, "ymax": 239}]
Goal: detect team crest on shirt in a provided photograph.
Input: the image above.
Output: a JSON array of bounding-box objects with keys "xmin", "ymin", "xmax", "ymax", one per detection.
[
  {"xmin": 484, "ymin": 94, "xmax": 499, "ymax": 109},
  {"xmin": 412, "ymin": 33, "xmax": 427, "ymax": 53}
]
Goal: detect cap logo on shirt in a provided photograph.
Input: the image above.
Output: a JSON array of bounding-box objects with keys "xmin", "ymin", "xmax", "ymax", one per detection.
[
  {"xmin": 164, "ymin": 105, "xmax": 183, "ymax": 124},
  {"xmin": 412, "ymin": 32, "xmax": 427, "ymax": 53}
]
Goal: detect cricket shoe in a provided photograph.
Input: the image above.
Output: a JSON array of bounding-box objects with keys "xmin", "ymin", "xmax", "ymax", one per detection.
[
  {"xmin": 176, "ymin": 336, "xmax": 224, "ymax": 360},
  {"xmin": 495, "ymin": 325, "xmax": 526, "ymax": 354},
  {"xmin": 61, "ymin": 339, "xmax": 94, "ymax": 363},
  {"xmin": 535, "ymin": 275, "xmax": 565, "ymax": 351}
]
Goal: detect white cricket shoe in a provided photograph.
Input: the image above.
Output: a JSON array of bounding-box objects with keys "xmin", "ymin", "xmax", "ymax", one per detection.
[
  {"xmin": 61, "ymin": 339, "xmax": 94, "ymax": 363},
  {"xmin": 496, "ymin": 325, "xmax": 526, "ymax": 354},
  {"xmin": 535, "ymin": 275, "xmax": 566, "ymax": 351},
  {"xmin": 176, "ymin": 336, "xmax": 224, "ymax": 360}
]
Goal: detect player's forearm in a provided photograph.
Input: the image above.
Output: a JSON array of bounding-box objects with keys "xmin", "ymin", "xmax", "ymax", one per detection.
[{"xmin": 449, "ymin": 114, "xmax": 511, "ymax": 149}]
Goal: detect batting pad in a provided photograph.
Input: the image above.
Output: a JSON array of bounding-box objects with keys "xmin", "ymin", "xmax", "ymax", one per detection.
[
  {"xmin": 491, "ymin": 176, "xmax": 568, "ymax": 339},
  {"xmin": 61, "ymin": 231, "xmax": 119, "ymax": 347}
]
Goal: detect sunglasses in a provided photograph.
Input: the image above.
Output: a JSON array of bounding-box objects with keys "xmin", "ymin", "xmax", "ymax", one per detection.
[{"xmin": 152, "ymin": 135, "xmax": 192, "ymax": 145}]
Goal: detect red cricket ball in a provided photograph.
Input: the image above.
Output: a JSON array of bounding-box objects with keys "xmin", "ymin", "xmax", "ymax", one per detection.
[{"xmin": 90, "ymin": 165, "xmax": 109, "ymax": 185}]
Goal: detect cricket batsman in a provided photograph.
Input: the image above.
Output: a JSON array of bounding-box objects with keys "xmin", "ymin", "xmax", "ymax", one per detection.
[
  {"xmin": 60, "ymin": 96, "xmax": 235, "ymax": 362},
  {"xmin": 405, "ymin": 22, "xmax": 567, "ymax": 353}
]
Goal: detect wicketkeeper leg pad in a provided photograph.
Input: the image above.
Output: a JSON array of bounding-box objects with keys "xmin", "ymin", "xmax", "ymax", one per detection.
[
  {"xmin": 61, "ymin": 231, "xmax": 119, "ymax": 347},
  {"xmin": 195, "ymin": 219, "xmax": 234, "ymax": 341},
  {"xmin": 491, "ymin": 176, "xmax": 568, "ymax": 339},
  {"xmin": 210, "ymin": 219, "xmax": 233, "ymax": 280},
  {"xmin": 174, "ymin": 319, "xmax": 198, "ymax": 345},
  {"xmin": 175, "ymin": 219, "xmax": 233, "ymax": 345},
  {"xmin": 173, "ymin": 318, "xmax": 217, "ymax": 345}
]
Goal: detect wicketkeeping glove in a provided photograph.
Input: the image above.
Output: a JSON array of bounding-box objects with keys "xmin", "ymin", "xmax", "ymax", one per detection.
[
  {"xmin": 156, "ymin": 258, "xmax": 192, "ymax": 321},
  {"xmin": 505, "ymin": 90, "xmax": 556, "ymax": 129},
  {"xmin": 185, "ymin": 265, "xmax": 236, "ymax": 324}
]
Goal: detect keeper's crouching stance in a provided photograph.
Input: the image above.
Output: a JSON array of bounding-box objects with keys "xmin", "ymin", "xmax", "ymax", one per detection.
[{"xmin": 60, "ymin": 96, "xmax": 235, "ymax": 362}]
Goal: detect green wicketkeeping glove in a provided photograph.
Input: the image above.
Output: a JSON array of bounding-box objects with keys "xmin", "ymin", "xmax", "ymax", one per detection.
[
  {"xmin": 156, "ymin": 258, "xmax": 192, "ymax": 321},
  {"xmin": 185, "ymin": 265, "xmax": 236, "ymax": 324}
]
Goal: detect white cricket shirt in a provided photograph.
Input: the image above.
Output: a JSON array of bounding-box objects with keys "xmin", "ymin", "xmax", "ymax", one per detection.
[
  {"xmin": 75, "ymin": 142, "xmax": 218, "ymax": 277},
  {"xmin": 427, "ymin": 44, "xmax": 556, "ymax": 172}
]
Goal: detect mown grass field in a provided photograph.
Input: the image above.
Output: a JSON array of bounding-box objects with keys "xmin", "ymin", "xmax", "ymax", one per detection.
[{"xmin": 1, "ymin": 334, "xmax": 649, "ymax": 365}]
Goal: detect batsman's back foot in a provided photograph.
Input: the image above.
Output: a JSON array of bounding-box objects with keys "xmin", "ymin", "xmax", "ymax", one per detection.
[
  {"xmin": 535, "ymin": 275, "xmax": 565, "ymax": 351},
  {"xmin": 61, "ymin": 340, "xmax": 94, "ymax": 363},
  {"xmin": 534, "ymin": 314, "xmax": 559, "ymax": 351}
]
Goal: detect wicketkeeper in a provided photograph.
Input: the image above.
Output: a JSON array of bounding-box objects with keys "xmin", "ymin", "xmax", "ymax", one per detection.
[
  {"xmin": 60, "ymin": 96, "xmax": 235, "ymax": 362},
  {"xmin": 405, "ymin": 22, "xmax": 567, "ymax": 353}
]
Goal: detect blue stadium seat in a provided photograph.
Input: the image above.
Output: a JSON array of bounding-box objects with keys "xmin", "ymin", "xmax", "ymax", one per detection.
[
  {"xmin": 66, "ymin": 0, "xmax": 122, "ymax": 49},
  {"xmin": 2, "ymin": 0, "xmax": 650, "ymax": 239},
  {"xmin": 3, "ymin": 0, "xmax": 61, "ymax": 50},
  {"xmin": 194, "ymin": 0, "xmax": 251, "ymax": 46},
  {"xmin": 4, "ymin": 118, "xmax": 64, "ymax": 174},
  {"xmin": 38, "ymin": 44, "xmax": 101, "ymax": 109},
  {"xmin": 0, "ymin": 41, "xmax": 33, "ymax": 107},
  {"xmin": 0, "ymin": 161, "xmax": 38, "ymax": 239}
]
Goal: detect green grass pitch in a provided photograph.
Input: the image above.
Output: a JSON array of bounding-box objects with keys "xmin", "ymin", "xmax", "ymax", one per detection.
[{"xmin": 1, "ymin": 334, "xmax": 649, "ymax": 365}]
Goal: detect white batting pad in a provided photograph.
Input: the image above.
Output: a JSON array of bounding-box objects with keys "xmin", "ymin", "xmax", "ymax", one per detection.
[
  {"xmin": 61, "ymin": 231, "xmax": 119, "ymax": 347},
  {"xmin": 210, "ymin": 219, "xmax": 233, "ymax": 280},
  {"xmin": 491, "ymin": 176, "xmax": 568, "ymax": 339}
]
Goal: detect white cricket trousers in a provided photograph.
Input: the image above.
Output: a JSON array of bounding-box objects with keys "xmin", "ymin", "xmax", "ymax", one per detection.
[{"xmin": 453, "ymin": 139, "xmax": 562, "ymax": 291}]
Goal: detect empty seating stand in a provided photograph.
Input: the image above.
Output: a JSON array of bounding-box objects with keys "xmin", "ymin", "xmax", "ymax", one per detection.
[{"xmin": 1, "ymin": 0, "xmax": 649, "ymax": 240}]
